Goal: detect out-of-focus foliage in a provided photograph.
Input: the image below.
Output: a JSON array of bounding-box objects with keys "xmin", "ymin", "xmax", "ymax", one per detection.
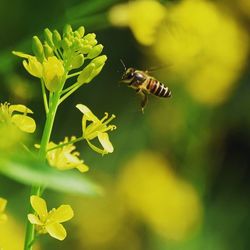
[{"xmin": 1, "ymin": 0, "xmax": 250, "ymax": 249}]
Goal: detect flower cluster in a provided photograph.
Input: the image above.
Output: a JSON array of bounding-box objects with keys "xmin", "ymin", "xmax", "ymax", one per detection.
[
  {"xmin": 28, "ymin": 195, "xmax": 73, "ymax": 240},
  {"xmin": 13, "ymin": 25, "xmax": 107, "ymax": 94}
]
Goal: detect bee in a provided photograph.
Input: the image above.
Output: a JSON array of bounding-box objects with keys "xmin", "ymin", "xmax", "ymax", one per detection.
[{"xmin": 120, "ymin": 61, "xmax": 171, "ymax": 112}]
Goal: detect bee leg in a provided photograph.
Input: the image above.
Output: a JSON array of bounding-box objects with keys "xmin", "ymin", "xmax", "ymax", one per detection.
[{"xmin": 136, "ymin": 89, "xmax": 148, "ymax": 113}]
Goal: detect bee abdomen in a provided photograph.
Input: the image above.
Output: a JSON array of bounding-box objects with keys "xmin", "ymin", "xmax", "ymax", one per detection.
[{"xmin": 147, "ymin": 79, "xmax": 171, "ymax": 98}]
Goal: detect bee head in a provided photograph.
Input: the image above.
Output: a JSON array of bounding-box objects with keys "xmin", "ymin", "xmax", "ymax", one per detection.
[{"xmin": 121, "ymin": 68, "xmax": 135, "ymax": 82}]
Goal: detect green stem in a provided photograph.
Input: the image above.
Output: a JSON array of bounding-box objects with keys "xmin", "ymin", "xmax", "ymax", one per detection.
[
  {"xmin": 61, "ymin": 81, "xmax": 79, "ymax": 94},
  {"xmin": 23, "ymin": 91, "xmax": 61, "ymax": 250},
  {"xmin": 41, "ymin": 80, "xmax": 49, "ymax": 114},
  {"xmin": 59, "ymin": 82, "xmax": 83, "ymax": 104},
  {"xmin": 66, "ymin": 71, "xmax": 82, "ymax": 80}
]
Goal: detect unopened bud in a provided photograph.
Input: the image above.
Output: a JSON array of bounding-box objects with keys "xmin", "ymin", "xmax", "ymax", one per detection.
[
  {"xmin": 63, "ymin": 24, "xmax": 73, "ymax": 36},
  {"xmin": 43, "ymin": 43, "xmax": 54, "ymax": 58},
  {"xmin": 62, "ymin": 37, "xmax": 72, "ymax": 50},
  {"xmin": 77, "ymin": 55, "xmax": 107, "ymax": 84},
  {"xmin": 44, "ymin": 28, "xmax": 54, "ymax": 48},
  {"xmin": 87, "ymin": 44, "xmax": 103, "ymax": 59},
  {"xmin": 32, "ymin": 36, "xmax": 44, "ymax": 61},
  {"xmin": 53, "ymin": 30, "xmax": 61, "ymax": 48},
  {"xmin": 71, "ymin": 54, "xmax": 84, "ymax": 70},
  {"xmin": 77, "ymin": 26, "xmax": 85, "ymax": 37}
]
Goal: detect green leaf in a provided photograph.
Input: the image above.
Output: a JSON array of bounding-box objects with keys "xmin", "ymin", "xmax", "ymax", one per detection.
[{"xmin": 0, "ymin": 153, "xmax": 102, "ymax": 196}]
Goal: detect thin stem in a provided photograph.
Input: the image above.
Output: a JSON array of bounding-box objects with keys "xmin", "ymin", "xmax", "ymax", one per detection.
[
  {"xmin": 66, "ymin": 71, "xmax": 82, "ymax": 79},
  {"xmin": 59, "ymin": 82, "xmax": 83, "ymax": 104},
  {"xmin": 41, "ymin": 80, "xmax": 49, "ymax": 114},
  {"xmin": 61, "ymin": 81, "xmax": 79, "ymax": 95},
  {"xmin": 23, "ymin": 91, "xmax": 61, "ymax": 250},
  {"xmin": 47, "ymin": 136, "xmax": 84, "ymax": 152}
]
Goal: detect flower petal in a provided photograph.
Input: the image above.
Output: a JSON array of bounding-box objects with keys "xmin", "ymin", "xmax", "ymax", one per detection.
[
  {"xmin": 98, "ymin": 132, "xmax": 114, "ymax": 153},
  {"xmin": 76, "ymin": 104, "xmax": 99, "ymax": 122},
  {"xmin": 27, "ymin": 214, "xmax": 43, "ymax": 225},
  {"xmin": 12, "ymin": 51, "xmax": 32, "ymax": 59},
  {"xmin": 76, "ymin": 163, "xmax": 89, "ymax": 173},
  {"xmin": 11, "ymin": 114, "xmax": 36, "ymax": 133},
  {"xmin": 46, "ymin": 222, "xmax": 67, "ymax": 240},
  {"xmin": 9, "ymin": 104, "xmax": 33, "ymax": 114},
  {"xmin": 86, "ymin": 139, "xmax": 107, "ymax": 155},
  {"xmin": 30, "ymin": 195, "xmax": 48, "ymax": 219},
  {"xmin": 49, "ymin": 205, "xmax": 74, "ymax": 223}
]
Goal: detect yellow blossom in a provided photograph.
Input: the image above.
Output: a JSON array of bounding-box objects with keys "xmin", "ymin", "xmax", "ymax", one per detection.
[
  {"xmin": 109, "ymin": 0, "xmax": 166, "ymax": 46},
  {"xmin": 12, "ymin": 51, "xmax": 43, "ymax": 78},
  {"xmin": 0, "ymin": 102, "xmax": 36, "ymax": 133},
  {"xmin": 118, "ymin": 152, "xmax": 202, "ymax": 241},
  {"xmin": 76, "ymin": 104, "xmax": 116, "ymax": 155},
  {"xmin": 0, "ymin": 198, "xmax": 7, "ymax": 223},
  {"xmin": 28, "ymin": 195, "xmax": 74, "ymax": 241},
  {"xmin": 42, "ymin": 56, "xmax": 65, "ymax": 92},
  {"xmin": 153, "ymin": 0, "xmax": 248, "ymax": 105},
  {"xmin": 46, "ymin": 137, "xmax": 89, "ymax": 172}
]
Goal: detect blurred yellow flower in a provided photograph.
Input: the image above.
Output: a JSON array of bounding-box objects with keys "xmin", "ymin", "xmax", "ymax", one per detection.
[
  {"xmin": 28, "ymin": 195, "xmax": 74, "ymax": 241},
  {"xmin": 0, "ymin": 214, "xmax": 24, "ymax": 250},
  {"xmin": 118, "ymin": 152, "xmax": 202, "ymax": 241},
  {"xmin": 153, "ymin": 0, "xmax": 248, "ymax": 105},
  {"xmin": 109, "ymin": 0, "xmax": 166, "ymax": 45},
  {"xmin": 46, "ymin": 137, "xmax": 89, "ymax": 172},
  {"xmin": 0, "ymin": 102, "xmax": 36, "ymax": 133},
  {"xmin": 72, "ymin": 180, "xmax": 128, "ymax": 249},
  {"xmin": 76, "ymin": 104, "xmax": 116, "ymax": 155},
  {"xmin": 0, "ymin": 198, "xmax": 7, "ymax": 223}
]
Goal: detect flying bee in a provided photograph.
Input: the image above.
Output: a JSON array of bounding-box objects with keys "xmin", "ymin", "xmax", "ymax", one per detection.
[{"xmin": 120, "ymin": 61, "xmax": 171, "ymax": 112}]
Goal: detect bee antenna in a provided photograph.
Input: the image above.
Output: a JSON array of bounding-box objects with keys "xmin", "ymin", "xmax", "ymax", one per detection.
[{"xmin": 120, "ymin": 59, "xmax": 127, "ymax": 71}]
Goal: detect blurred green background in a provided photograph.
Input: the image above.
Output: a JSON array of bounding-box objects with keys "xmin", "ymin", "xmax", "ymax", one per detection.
[{"xmin": 0, "ymin": 0, "xmax": 250, "ymax": 249}]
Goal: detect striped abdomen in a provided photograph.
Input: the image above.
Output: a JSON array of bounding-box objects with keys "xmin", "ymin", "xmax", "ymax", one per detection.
[{"xmin": 146, "ymin": 78, "xmax": 171, "ymax": 98}]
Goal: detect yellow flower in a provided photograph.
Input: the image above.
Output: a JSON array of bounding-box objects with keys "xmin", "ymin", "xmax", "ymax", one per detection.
[
  {"xmin": 119, "ymin": 152, "xmax": 202, "ymax": 241},
  {"xmin": 0, "ymin": 102, "xmax": 36, "ymax": 133},
  {"xmin": 46, "ymin": 137, "xmax": 89, "ymax": 172},
  {"xmin": 0, "ymin": 198, "xmax": 7, "ymax": 223},
  {"xmin": 28, "ymin": 195, "xmax": 74, "ymax": 241},
  {"xmin": 42, "ymin": 56, "xmax": 65, "ymax": 92},
  {"xmin": 153, "ymin": 0, "xmax": 248, "ymax": 105},
  {"xmin": 108, "ymin": 0, "xmax": 166, "ymax": 46},
  {"xmin": 76, "ymin": 104, "xmax": 116, "ymax": 155},
  {"xmin": 12, "ymin": 51, "xmax": 43, "ymax": 78}
]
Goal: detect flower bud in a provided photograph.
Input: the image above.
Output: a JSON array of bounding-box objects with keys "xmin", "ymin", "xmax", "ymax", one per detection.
[
  {"xmin": 80, "ymin": 45, "xmax": 92, "ymax": 54},
  {"xmin": 63, "ymin": 24, "xmax": 73, "ymax": 36},
  {"xmin": 32, "ymin": 36, "xmax": 44, "ymax": 61},
  {"xmin": 62, "ymin": 37, "xmax": 72, "ymax": 50},
  {"xmin": 77, "ymin": 63, "xmax": 95, "ymax": 84},
  {"xmin": 77, "ymin": 55, "xmax": 107, "ymax": 84},
  {"xmin": 87, "ymin": 44, "xmax": 103, "ymax": 59},
  {"xmin": 53, "ymin": 30, "xmax": 61, "ymax": 48},
  {"xmin": 42, "ymin": 56, "xmax": 65, "ymax": 92},
  {"xmin": 43, "ymin": 43, "xmax": 54, "ymax": 58},
  {"xmin": 71, "ymin": 54, "xmax": 84, "ymax": 70},
  {"xmin": 77, "ymin": 26, "xmax": 85, "ymax": 37},
  {"xmin": 44, "ymin": 28, "xmax": 54, "ymax": 48}
]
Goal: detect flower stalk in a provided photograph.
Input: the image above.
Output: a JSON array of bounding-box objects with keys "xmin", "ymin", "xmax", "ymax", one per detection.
[{"xmin": 24, "ymin": 90, "xmax": 61, "ymax": 250}]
